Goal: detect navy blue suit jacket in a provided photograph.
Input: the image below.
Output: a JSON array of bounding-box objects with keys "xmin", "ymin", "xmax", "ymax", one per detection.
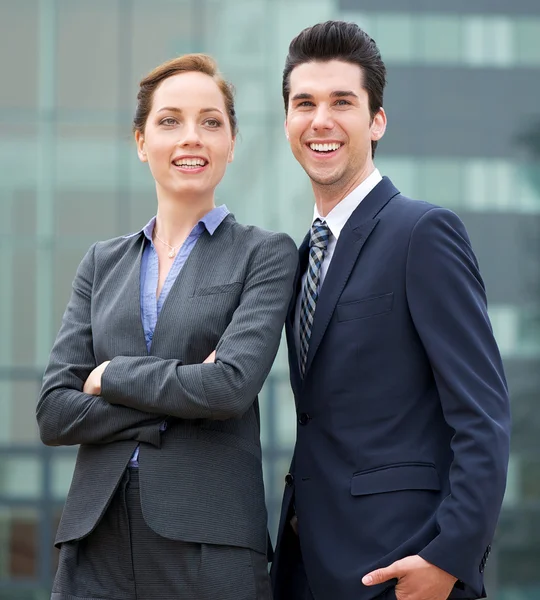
[{"xmin": 271, "ymin": 177, "xmax": 511, "ymax": 600}]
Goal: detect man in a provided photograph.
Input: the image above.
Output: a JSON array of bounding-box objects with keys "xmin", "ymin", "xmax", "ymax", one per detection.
[{"xmin": 271, "ymin": 20, "xmax": 510, "ymax": 600}]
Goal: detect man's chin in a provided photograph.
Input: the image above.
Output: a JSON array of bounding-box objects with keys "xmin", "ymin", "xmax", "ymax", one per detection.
[{"xmin": 305, "ymin": 168, "xmax": 344, "ymax": 187}]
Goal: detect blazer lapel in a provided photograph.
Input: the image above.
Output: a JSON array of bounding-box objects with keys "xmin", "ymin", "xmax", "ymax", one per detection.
[
  {"xmin": 303, "ymin": 177, "xmax": 400, "ymax": 376},
  {"xmin": 150, "ymin": 216, "xmax": 235, "ymax": 356},
  {"xmin": 116, "ymin": 235, "xmax": 149, "ymax": 355}
]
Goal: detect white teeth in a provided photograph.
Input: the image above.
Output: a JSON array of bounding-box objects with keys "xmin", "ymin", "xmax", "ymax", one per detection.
[
  {"xmin": 309, "ymin": 143, "xmax": 341, "ymax": 152},
  {"xmin": 174, "ymin": 158, "xmax": 206, "ymax": 167}
]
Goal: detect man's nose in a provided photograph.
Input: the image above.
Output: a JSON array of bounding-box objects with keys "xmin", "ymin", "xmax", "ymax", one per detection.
[{"xmin": 312, "ymin": 105, "xmax": 334, "ymax": 130}]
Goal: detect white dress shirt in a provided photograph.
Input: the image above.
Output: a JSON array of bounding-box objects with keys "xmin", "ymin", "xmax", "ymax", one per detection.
[{"xmin": 294, "ymin": 169, "xmax": 383, "ymax": 361}]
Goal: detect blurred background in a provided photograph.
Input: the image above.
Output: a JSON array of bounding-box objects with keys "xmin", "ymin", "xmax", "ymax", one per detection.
[{"xmin": 0, "ymin": 0, "xmax": 539, "ymax": 598}]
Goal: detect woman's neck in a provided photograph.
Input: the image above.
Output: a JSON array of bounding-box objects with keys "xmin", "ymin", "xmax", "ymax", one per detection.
[{"xmin": 154, "ymin": 189, "xmax": 216, "ymax": 246}]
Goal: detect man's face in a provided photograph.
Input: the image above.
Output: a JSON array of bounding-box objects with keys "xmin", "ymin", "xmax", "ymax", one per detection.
[{"xmin": 285, "ymin": 60, "xmax": 386, "ymax": 192}]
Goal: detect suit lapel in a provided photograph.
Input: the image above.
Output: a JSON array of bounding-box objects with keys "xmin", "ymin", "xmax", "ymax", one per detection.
[
  {"xmin": 150, "ymin": 216, "xmax": 234, "ymax": 356},
  {"xmin": 286, "ymin": 233, "xmax": 309, "ymax": 395},
  {"xmin": 303, "ymin": 176, "xmax": 400, "ymax": 377},
  {"xmin": 117, "ymin": 235, "xmax": 149, "ymax": 355}
]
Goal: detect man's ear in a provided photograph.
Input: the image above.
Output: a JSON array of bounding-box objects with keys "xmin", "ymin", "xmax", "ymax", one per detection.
[
  {"xmin": 284, "ymin": 120, "xmax": 290, "ymax": 141},
  {"xmin": 370, "ymin": 108, "xmax": 387, "ymax": 142},
  {"xmin": 135, "ymin": 130, "xmax": 147, "ymax": 162}
]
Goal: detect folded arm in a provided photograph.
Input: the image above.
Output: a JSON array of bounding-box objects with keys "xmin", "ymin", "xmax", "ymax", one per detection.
[
  {"xmin": 36, "ymin": 243, "xmax": 165, "ymax": 447},
  {"xmin": 100, "ymin": 233, "xmax": 298, "ymax": 420}
]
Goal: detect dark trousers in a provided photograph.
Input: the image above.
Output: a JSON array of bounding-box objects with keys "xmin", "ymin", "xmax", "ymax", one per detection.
[
  {"xmin": 273, "ymin": 509, "xmax": 315, "ymax": 600},
  {"xmin": 52, "ymin": 468, "xmax": 272, "ymax": 600}
]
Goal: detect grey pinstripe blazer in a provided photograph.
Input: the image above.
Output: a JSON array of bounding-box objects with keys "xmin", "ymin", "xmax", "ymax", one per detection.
[{"xmin": 36, "ymin": 214, "xmax": 297, "ymax": 555}]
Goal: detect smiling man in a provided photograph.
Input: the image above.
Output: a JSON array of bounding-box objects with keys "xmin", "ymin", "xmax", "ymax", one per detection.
[{"xmin": 270, "ymin": 21, "xmax": 511, "ymax": 600}]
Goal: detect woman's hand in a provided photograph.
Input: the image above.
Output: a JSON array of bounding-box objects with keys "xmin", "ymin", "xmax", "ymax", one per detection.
[
  {"xmin": 203, "ymin": 351, "xmax": 216, "ymax": 363},
  {"xmin": 83, "ymin": 361, "xmax": 111, "ymax": 395}
]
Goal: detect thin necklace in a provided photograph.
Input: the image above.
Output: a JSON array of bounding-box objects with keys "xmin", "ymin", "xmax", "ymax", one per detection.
[{"xmin": 154, "ymin": 230, "xmax": 180, "ymax": 258}]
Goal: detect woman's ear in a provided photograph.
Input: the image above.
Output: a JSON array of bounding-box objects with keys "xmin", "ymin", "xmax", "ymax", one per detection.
[
  {"xmin": 135, "ymin": 130, "xmax": 147, "ymax": 162},
  {"xmin": 228, "ymin": 137, "xmax": 236, "ymax": 163}
]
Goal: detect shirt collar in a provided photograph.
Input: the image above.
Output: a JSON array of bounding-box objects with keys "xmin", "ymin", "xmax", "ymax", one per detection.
[
  {"xmin": 312, "ymin": 169, "xmax": 382, "ymax": 240},
  {"xmin": 125, "ymin": 204, "xmax": 230, "ymax": 240}
]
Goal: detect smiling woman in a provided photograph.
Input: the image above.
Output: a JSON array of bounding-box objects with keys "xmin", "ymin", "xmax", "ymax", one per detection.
[
  {"xmin": 133, "ymin": 55, "xmax": 237, "ymax": 240},
  {"xmin": 36, "ymin": 53, "xmax": 297, "ymax": 600}
]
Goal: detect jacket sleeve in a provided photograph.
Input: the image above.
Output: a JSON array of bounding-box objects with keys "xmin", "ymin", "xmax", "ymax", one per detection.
[
  {"xmin": 36, "ymin": 243, "xmax": 165, "ymax": 447},
  {"xmin": 405, "ymin": 208, "xmax": 511, "ymax": 593},
  {"xmin": 100, "ymin": 232, "xmax": 298, "ymax": 420}
]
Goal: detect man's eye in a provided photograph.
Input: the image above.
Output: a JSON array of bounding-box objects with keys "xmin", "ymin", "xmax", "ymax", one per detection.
[
  {"xmin": 298, "ymin": 101, "xmax": 314, "ymax": 107},
  {"xmin": 335, "ymin": 99, "xmax": 351, "ymax": 106}
]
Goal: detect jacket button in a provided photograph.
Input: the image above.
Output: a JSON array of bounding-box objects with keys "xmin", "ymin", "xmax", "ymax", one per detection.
[
  {"xmin": 298, "ymin": 413, "xmax": 310, "ymax": 425},
  {"xmin": 285, "ymin": 473, "xmax": 294, "ymax": 486}
]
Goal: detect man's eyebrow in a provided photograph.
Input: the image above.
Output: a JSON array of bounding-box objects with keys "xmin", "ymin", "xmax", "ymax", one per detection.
[
  {"xmin": 330, "ymin": 90, "xmax": 359, "ymax": 99},
  {"xmin": 290, "ymin": 91, "xmax": 359, "ymax": 103},
  {"xmin": 291, "ymin": 93, "xmax": 314, "ymax": 102}
]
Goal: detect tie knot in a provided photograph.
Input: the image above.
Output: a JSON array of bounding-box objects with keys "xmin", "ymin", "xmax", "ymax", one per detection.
[{"xmin": 310, "ymin": 219, "xmax": 330, "ymax": 251}]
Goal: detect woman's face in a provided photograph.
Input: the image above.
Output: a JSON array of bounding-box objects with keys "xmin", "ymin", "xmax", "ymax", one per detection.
[{"xmin": 136, "ymin": 71, "xmax": 235, "ymax": 202}]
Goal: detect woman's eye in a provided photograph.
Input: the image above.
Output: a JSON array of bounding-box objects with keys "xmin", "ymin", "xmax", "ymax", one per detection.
[
  {"xmin": 160, "ymin": 118, "xmax": 177, "ymax": 126},
  {"xmin": 205, "ymin": 118, "xmax": 221, "ymax": 128}
]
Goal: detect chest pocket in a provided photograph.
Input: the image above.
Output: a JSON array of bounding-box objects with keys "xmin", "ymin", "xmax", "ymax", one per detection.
[
  {"xmin": 337, "ymin": 292, "xmax": 393, "ymax": 322},
  {"xmin": 192, "ymin": 281, "xmax": 243, "ymax": 297}
]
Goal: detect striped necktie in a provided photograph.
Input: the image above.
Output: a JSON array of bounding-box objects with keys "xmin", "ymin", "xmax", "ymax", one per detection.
[{"xmin": 299, "ymin": 219, "xmax": 330, "ymax": 377}]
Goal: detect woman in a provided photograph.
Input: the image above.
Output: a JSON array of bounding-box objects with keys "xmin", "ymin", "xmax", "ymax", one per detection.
[{"xmin": 37, "ymin": 54, "xmax": 297, "ymax": 600}]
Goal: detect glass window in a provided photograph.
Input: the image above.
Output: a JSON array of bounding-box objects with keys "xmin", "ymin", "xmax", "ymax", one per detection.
[
  {"xmin": 0, "ymin": 2, "xmax": 39, "ymax": 110},
  {"xmin": 52, "ymin": 247, "xmax": 91, "ymax": 330},
  {"xmin": 51, "ymin": 454, "xmax": 77, "ymax": 500},
  {"xmin": 491, "ymin": 17, "xmax": 515, "ymax": 67},
  {"xmin": 518, "ymin": 308, "xmax": 540, "ymax": 356},
  {"xmin": 11, "ymin": 382, "xmax": 41, "ymax": 445},
  {"xmin": 128, "ymin": 0, "xmax": 195, "ymax": 101},
  {"xmin": 0, "ymin": 457, "xmax": 41, "ymax": 499},
  {"xmin": 204, "ymin": 0, "xmax": 269, "ymax": 71},
  {"xmin": 0, "ymin": 507, "xmax": 39, "ymax": 579},
  {"xmin": 489, "ymin": 306, "xmax": 540, "ymax": 359},
  {"xmin": 519, "ymin": 165, "xmax": 540, "ymax": 212},
  {"xmin": 420, "ymin": 15, "xmax": 463, "ymax": 64},
  {"xmin": 5, "ymin": 382, "xmax": 41, "ymax": 444},
  {"xmin": 522, "ymin": 455, "xmax": 540, "ymax": 501},
  {"xmin": 12, "ymin": 252, "xmax": 37, "ymax": 367},
  {"xmin": 418, "ymin": 158, "xmax": 463, "ymax": 210},
  {"xmin": 0, "ymin": 383, "xmax": 14, "ymax": 445},
  {"xmin": 371, "ymin": 14, "xmax": 415, "ymax": 64},
  {"xmin": 463, "ymin": 160, "xmax": 490, "ymax": 211},
  {"xmin": 376, "ymin": 157, "xmax": 420, "ymax": 200},
  {"xmin": 503, "ymin": 456, "xmax": 521, "ymax": 508},
  {"xmin": 464, "ymin": 17, "xmax": 489, "ymax": 67},
  {"xmin": 55, "ymin": 0, "xmax": 120, "ymax": 111},
  {"xmin": 489, "ymin": 306, "xmax": 519, "ymax": 357},
  {"xmin": 515, "ymin": 19, "xmax": 540, "ymax": 66},
  {"xmin": 128, "ymin": 191, "xmax": 156, "ymax": 235},
  {"xmin": 54, "ymin": 190, "xmax": 118, "ymax": 239},
  {"xmin": 54, "ymin": 123, "xmax": 122, "ymax": 195}
]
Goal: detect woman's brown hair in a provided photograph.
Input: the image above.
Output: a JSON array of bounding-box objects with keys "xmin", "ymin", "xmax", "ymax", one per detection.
[{"xmin": 133, "ymin": 53, "xmax": 238, "ymax": 136}]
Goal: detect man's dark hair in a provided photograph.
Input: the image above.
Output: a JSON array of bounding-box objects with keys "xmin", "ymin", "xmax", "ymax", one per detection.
[{"xmin": 283, "ymin": 21, "xmax": 386, "ymax": 156}]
